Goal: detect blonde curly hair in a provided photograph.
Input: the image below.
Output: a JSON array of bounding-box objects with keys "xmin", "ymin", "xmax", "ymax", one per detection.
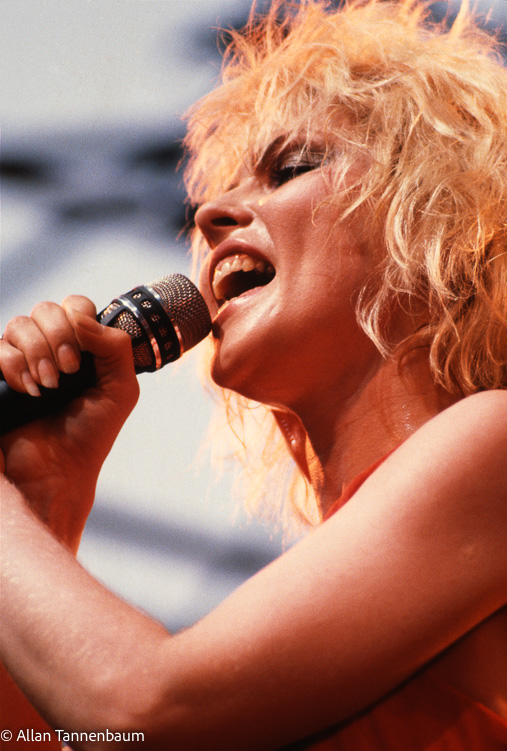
[{"xmin": 183, "ymin": 0, "xmax": 507, "ymax": 531}]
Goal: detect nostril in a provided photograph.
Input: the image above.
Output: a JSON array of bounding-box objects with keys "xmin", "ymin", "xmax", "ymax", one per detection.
[
  {"xmin": 194, "ymin": 199, "xmax": 254, "ymax": 240},
  {"xmin": 211, "ymin": 216, "xmax": 238, "ymax": 227}
]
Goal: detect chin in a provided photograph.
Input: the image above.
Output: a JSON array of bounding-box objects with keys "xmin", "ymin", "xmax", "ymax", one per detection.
[
  {"xmin": 210, "ymin": 355, "xmax": 296, "ymax": 412},
  {"xmin": 210, "ymin": 359, "xmax": 253, "ymax": 400}
]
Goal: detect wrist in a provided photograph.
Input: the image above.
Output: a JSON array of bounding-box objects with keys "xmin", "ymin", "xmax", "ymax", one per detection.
[{"xmin": 2, "ymin": 471, "xmax": 96, "ymax": 555}]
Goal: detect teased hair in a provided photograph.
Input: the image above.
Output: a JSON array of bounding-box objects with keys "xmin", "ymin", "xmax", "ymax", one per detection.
[{"xmin": 183, "ymin": 0, "xmax": 507, "ymax": 532}]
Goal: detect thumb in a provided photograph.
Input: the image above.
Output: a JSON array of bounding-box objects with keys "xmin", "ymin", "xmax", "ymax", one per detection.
[{"xmin": 69, "ymin": 309, "xmax": 139, "ymax": 408}]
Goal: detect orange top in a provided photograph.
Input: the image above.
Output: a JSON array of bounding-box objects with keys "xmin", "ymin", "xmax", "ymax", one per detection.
[
  {"xmin": 300, "ymin": 670, "xmax": 507, "ymax": 750},
  {"xmin": 298, "ymin": 456, "xmax": 507, "ymax": 751}
]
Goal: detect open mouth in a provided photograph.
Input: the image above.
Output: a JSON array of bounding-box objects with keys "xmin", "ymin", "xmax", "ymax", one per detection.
[{"xmin": 212, "ymin": 253, "xmax": 275, "ymax": 306}]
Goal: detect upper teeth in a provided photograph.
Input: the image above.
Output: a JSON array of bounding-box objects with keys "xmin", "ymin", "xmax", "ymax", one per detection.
[{"xmin": 212, "ymin": 254, "xmax": 275, "ymax": 299}]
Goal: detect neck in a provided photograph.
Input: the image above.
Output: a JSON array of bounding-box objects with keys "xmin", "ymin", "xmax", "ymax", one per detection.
[{"xmin": 286, "ymin": 350, "xmax": 459, "ymax": 517}]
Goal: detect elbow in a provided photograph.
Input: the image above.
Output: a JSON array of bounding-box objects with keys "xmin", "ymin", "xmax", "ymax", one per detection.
[{"xmin": 68, "ymin": 674, "xmax": 181, "ymax": 751}]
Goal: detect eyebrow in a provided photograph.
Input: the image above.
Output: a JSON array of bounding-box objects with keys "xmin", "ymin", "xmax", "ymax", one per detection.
[
  {"xmin": 256, "ymin": 135, "xmax": 332, "ymax": 172},
  {"xmin": 254, "ymin": 136, "xmax": 287, "ymax": 168},
  {"xmin": 224, "ymin": 135, "xmax": 328, "ymax": 194},
  {"xmin": 221, "ymin": 139, "xmax": 288, "ymax": 191},
  {"xmin": 256, "ymin": 135, "xmax": 318, "ymax": 168}
]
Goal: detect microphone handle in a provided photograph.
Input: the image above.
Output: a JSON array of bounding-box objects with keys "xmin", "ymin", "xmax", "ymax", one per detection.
[{"xmin": 0, "ymin": 352, "xmax": 96, "ymax": 435}]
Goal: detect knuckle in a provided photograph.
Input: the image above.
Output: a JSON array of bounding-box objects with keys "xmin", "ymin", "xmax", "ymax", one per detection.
[
  {"xmin": 62, "ymin": 294, "xmax": 96, "ymax": 317},
  {"xmin": 0, "ymin": 343, "xmax": 26, "ymax": 373},
  {"xmin": 30, "ymin": 300, "xmax": 59, "ymax": 318},
  {"xmin": 3, "ymin": 315, "xmax": 31, "ymax": 338}
]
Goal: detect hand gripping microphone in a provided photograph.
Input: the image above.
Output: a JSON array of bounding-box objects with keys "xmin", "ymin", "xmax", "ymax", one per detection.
[{"xmin": 0, "ymin": 274, "xmax": 212, "ymax": 435}]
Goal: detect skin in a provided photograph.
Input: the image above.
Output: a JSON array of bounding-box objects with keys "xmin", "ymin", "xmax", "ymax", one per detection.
[
  {"xmin": 0, "ymin": 141, "xmax": 506, "ymax": 750},
  {"xmin": 195, "ymin": 141, "xmax": 457, "ymax": 508}
]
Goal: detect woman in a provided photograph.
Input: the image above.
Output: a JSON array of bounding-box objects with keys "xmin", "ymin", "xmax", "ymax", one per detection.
[{"xmin": 1, "ymin": 1, "xmax": 506, "ymax": 749}]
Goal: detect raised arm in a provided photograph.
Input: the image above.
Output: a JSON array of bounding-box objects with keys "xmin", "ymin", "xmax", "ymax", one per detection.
[
  {"xmin": 2, "ymin": 389, "xmax": 506, "ymax": 751},
  {"xmin": 0, "ymin": 296, "xmax": 139, "ymax": 738}
]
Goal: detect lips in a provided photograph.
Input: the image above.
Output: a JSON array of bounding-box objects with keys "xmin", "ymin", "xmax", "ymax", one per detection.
[
  {"xmin": 211, "ymin": 251, "xmax": 275, "ymax": 306},
  {"xmin": 205, "ymin": 236, "xmax": 277, "ymax": 315}
]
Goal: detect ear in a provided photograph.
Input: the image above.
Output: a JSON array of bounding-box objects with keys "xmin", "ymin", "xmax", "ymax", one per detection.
[{"xmin": 271, "ymin": 409, "xmax": 311, "ymax": 481}]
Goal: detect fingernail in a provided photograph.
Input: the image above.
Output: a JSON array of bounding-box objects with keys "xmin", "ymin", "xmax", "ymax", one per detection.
[
  {"xmin": 38, "ymin": 358, "xmax": 59, "ymax": 389},
  {"xmin": 72, "ymin": 309, "xmax": 104, "ymax": 335},
  {"xmin": 21, "ymin": 370, "xmax": 41, "ymax": 397},
  {"xmin": 57, "ymin": 343, "xmax": 80, "ymax": 374}
]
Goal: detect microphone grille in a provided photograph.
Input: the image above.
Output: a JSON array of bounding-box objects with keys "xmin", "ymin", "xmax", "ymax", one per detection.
[{"xmin": 149, "ymin": 273, "xmax": 211, "ymax": 353}]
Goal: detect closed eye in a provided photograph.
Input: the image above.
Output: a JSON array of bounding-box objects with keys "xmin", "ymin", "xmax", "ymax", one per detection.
[
  {"xmin": 271, "ymin": 161, "xmax": 320, "ymax": 187},
  {"xmin": 266, "ymin": 146, "xmax": 328, "ymax": 188}
]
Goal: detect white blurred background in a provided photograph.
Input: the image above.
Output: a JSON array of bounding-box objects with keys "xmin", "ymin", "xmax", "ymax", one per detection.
[{"xmin": 1, "ymin": 0, "xmax": 505, "ymax": 631}]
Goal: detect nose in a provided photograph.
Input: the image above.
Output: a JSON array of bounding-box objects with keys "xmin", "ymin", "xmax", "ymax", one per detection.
[{"xmin": 194, "ymin": 189, "xmax": 255, "ymax": 250}]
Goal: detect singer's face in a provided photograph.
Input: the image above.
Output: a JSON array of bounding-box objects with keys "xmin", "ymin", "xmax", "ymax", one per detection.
[{"xmin": 196, "ymin": 138, "xmax": 380, "ymax": 414}]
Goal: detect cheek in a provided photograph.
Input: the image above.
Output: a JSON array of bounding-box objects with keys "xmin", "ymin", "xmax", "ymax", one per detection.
[
  {"xmin": 272, "ymin": 200, "xmax": 371, "ymax": 306},
  {"xmin": 263, "ymin": 175, "xmax": 350, "ymax": 261}
]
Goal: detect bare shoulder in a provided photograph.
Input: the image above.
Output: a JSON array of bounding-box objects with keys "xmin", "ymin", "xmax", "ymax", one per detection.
[
  {"xmin": 433, "ymin": 389, "xmax": 507, "ymax": 434},
  {"xmin": 373, "ymin": 390, "xmax": 507, "ymax": 576},
  {"xmin": 412, "ymin": 389, "xmax": 507, "ymax": 446},
  {"xmin": 388, "ymin": 390, "xmax": 507, "ymax": 489}
]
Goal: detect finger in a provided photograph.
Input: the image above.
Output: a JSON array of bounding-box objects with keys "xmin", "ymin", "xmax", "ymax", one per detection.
[
  {"xmin": 0, "ymin": 337, "xmax": 41, "ymax": 396},
  {"xmin": 60, "ymin": 294, "xmax": 99, "ymax": 361},
  {"xmin": 30, "ymin": 301, "xmax": 82, "ymax": 376},
  {"xmin": 69, "ymin": 309, "xmax": 139, "ymax": 411},
  {"xmin": 61, "ymin": 294, "xmax": 97, "ymax": 320},
  {"xmin": 68, "ymin": 309, "xmax": 133, "ymax": 374},
  {"xmin": 1, "ymin": 315, "xmax": 60, "ymax": 391}
]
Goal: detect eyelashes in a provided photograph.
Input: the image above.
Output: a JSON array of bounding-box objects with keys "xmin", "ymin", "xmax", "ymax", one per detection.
[
  {"xmin": 271, "ymin": 161, "xmax": 320, "ymax": 186},
  {"xmin": 267, "ymin": 149, "xmax": 328, "ymax": 187}
]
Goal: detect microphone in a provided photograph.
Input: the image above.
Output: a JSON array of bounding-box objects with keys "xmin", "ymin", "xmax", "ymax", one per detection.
[{"xmin": 0, "ymin": 273, "xmax": 212, "ymax": 435}]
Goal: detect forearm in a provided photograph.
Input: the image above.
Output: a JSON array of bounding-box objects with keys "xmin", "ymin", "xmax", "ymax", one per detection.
[
  {"xmin": 0, "ymin": 475, "xmax": 170, "ymax": 736},
  {"xmin": 1, "ymin": 433, "xmax": 103, "ymax": 554},
  {"xmin": 18, "ymin": 473, "xmax": 98, "ymax": 555}
]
